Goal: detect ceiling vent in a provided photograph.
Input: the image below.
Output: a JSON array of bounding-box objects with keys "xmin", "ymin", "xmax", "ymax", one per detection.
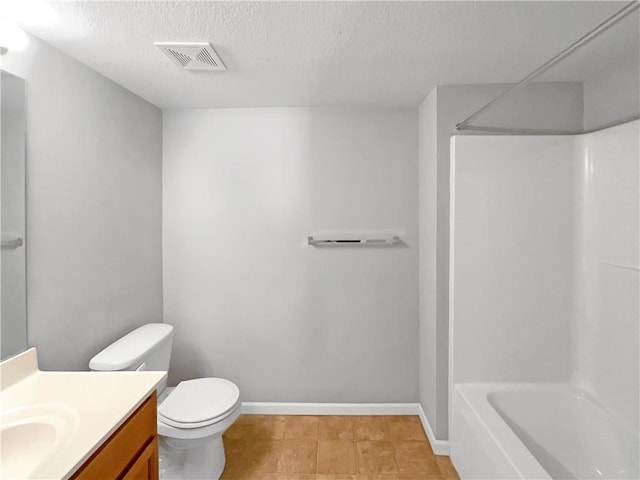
[{"xmin": 154, "ymin": 42, "xmax": 226, "ymax": 72}]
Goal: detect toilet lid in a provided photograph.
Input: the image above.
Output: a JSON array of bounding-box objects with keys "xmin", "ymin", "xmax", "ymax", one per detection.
[{"xmin": 158, "ymin": 378, "xmax": 240, "ymax": 426}]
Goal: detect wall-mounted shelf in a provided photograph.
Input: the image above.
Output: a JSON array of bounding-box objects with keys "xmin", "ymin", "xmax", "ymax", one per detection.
[{"xmin": 308, "ymin": 232, "xmax": 401, "ymax": 246}]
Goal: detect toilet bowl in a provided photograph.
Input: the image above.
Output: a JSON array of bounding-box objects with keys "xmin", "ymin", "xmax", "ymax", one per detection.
[
  {"xmin": 156, "ymin": 378, "xmax": 241, "ymax": 479},
  {"xmin": 89, "ymin": 323, "xmax": 241, "ymax": 480}
]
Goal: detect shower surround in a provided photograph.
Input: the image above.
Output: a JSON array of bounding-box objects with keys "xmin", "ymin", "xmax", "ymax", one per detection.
[{"xmin": 448, "ymin": 120, "xmax": 639, "ymax": 479}]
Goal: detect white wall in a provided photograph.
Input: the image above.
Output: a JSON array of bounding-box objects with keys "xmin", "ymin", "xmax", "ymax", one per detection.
[
  {"xmin": 2, "ymin": 32, "xmax": 163, "ymax": 370},
  {"xmin": 418, "ymin": 89, "xmax": 439, "ymax": 433},
  {"xmin": 450, "ymin": 135, "xmax": 575, "ymax": 389},
  {"xmin": 1, "ymin": 73, "xmax": 27, "ymax": 359},
  {"xmin": 574, "ymin": 120, "xmax": 639, "ymax": 430},
  {"xmin": 163, "ymin": 107, "xmax": 419, "ymax": 402},
  {"xmin": 419, "ymin": 82, "xmax": 583, "ymax": 440}
]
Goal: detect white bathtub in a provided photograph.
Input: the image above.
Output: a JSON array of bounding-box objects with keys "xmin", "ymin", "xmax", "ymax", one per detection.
[{"xmin": 451, "ymin": 384, "xmax": 639, "ymax": 479}]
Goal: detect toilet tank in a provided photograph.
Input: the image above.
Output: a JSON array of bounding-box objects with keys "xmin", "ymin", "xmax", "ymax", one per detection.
[{"xmin": 89, "ymin": 323, "xmax": 173, "ymax": 392}]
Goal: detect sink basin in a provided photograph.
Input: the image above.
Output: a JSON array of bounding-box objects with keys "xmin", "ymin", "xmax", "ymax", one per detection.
[{"xmin": 1, "ymin": 404, "xmax": 78, "ymax": 478}]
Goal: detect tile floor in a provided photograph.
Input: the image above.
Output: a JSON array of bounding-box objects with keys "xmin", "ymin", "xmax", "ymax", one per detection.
[{"xmin": 220, "ymin": 415, "xmax": 460, "ymax": 480}]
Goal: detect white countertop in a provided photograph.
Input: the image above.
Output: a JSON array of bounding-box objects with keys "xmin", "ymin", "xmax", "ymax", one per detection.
[{"xmin": 0, "ymin": 348, "xmax": 167, "ymax": 479}]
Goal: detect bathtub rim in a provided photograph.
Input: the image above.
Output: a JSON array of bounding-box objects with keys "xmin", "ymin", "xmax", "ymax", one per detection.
[
  {"xmin": 452, "ymin": 381, "xmax": 640, "ymax": 480},
  {"xmin": 487, "ymin": 383, "xmax": 640, "ymax": 440},
  {"xmin": 452, "ymin": 383, "xmax": 575, "ymax": 480}
]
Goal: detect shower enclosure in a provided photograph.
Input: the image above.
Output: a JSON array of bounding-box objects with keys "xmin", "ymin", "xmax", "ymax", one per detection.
[
  {"xmin": 448, "ymin": 120, "xmax": 639, "ymax": 479},
  {"xmin": 447, "ymin": 3, "xmax": 639, "ymax": 477}
]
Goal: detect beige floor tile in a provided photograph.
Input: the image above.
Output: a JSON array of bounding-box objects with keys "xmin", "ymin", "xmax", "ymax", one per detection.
[
  {"xmin": 397, "ymin": 476, "xmax": 442, "ymax": 480},
  {"xmin": 317, "ymin": 475, "xmax": 360, "ymax": 480},
  {"xmin": 283, "ymin": 416, "xmax": 320, "ymax": 439},
  {"xmin": 225, "ymin": 415, "xmax": 288, "ymax": 440},
  {"xmin": 353, "ymin": 417, "xmax": 389, "ymax": 441},
  {"xmin": 240, "ymin": 474, "xmax": 317, "ymax": 480},
  {"xmin": 356, "ymin": 473, "xmax": 422, "ymax": 479},
  {"xmin": 276, "ymin": 439, "xmax": 318, "ymax": 474},
  {"xmin": 223, "ymin": 415, "xmax": 452, "ymax": 480},
  {"xmin": 220, "ymin": 438, "xmax": 246, "ymax": 479},
  {"xmin": 393, "ymin": 441, "xmax": 440, "ymax": 476},
  {"xmin": 436, "ymin": 456, "xmax": 460, "ymax": 480},
  {"xmin": 355, "ymin": 475, "xmax": 397, "ymax": 480},
  {"xmin": 385, "ymin": 416, "xmax": 428, "ymax": 442},
  {"xmin": 252, "ymin": 415, "xmax": 288, "ymax": 439},
  {"xmin": 225, "ymin": 439, "xmax": 282, "ymax": 477},
  {"xmin": 319, "ymin": 416, "xmax": 355, "ymax": 440},
  {"xmin": 223, "ymin": 437, "xmax": 246, "ymax": 460},
  {"xmin": 357, "ymin": 476, "xmax": 441, "ymax": 480},
  {"xmin": 356, "ymin": 441, "xmax": 398, "ymax": 474},
  {"xmin": 224, "ymin": 416, "xmax": 252, "ymax": 440},
  {"xmin": 317, "ymin": 441, "xmax": 358, "ymax": 474},
  {"xmin": 220, "ymin": 464, "xmax": 243, "ymax": 478}
]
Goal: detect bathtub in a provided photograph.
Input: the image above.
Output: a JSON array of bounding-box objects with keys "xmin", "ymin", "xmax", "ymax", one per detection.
[{"xmin": 450, "ymin": 384, "xmax": 639, "ymax": 479}]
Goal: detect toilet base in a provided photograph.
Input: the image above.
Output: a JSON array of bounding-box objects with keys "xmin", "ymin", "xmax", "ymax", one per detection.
[{"xmin": 159, "ymin": 435, "xmax": 226, "ymax": 480}]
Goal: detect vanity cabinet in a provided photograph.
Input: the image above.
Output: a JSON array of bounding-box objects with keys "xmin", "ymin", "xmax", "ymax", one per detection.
[{"xmin": 71, "ymin": 392, "xmax": 159, "ymax": 480}]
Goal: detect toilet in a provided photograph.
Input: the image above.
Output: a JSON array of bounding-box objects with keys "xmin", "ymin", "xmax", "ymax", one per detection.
[{"xmin": 89, "ymin": 323, "xmax": 241, "ymax": 480}]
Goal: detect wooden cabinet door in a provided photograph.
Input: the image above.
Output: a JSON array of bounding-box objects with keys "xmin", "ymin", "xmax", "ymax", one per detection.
[
  {"xmin": 71, "ymin": 393, "xmax": 158, "ymax": 480},
  {"xmin": 122, "ymin": 437, "xmax": 159, "ymax": 480}
]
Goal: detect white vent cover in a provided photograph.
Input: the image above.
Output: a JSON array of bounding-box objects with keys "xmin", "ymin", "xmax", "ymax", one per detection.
[{"xmin": 155, "ymin": 42, "xmax": 226, "ymax": 72}]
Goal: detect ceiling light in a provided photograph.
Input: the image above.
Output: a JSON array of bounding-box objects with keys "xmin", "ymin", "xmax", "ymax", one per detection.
[{"xmin": 0, "ymin": 17, "xmax": 28, "ymax": 53}]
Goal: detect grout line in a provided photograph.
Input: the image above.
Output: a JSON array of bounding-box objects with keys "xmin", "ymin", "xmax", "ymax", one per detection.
[
  {"xmin": 354, "ymin": 440, "xmax": 360, "ymax": 474},
  {"xmin": 351, "ymin": 419, "xmax": 360, "ymax": 475},
  {"xmin": 315, "ymin": 435, "xmax": 319, "ymax": 475}
]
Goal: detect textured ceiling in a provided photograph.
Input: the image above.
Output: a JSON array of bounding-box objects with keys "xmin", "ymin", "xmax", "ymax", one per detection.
[{"xmin": 20, "ymin": 1, "xmax": 640, "ymax": 108}]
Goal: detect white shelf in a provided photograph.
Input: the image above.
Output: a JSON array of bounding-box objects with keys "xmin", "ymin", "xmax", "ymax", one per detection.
[{"xmin": 308, "ymin": 232, "xmax": 400, "ymax": 246}]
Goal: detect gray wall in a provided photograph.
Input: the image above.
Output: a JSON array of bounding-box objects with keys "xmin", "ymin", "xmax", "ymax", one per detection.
[
  {"xmin": 163, "ymin": 107, "xmax": 419, "ymax": 402},
  {"xmin": 583, "ymin": 54, "xmax": 640, "ymax": 130},
  {"xmin": 418, "ymin": 82, "xmax": 584, "ymax": 440},
  {"xmin": 2, "ymin": 32, "xmax": 163, "ymax": 370},
  {"xmin": 1, "ymin": 73, "xmax": 28, "ymax": 359},
  {"xmin": 418, "ymin": 89, "xmax": 438, "ymax": 435}
]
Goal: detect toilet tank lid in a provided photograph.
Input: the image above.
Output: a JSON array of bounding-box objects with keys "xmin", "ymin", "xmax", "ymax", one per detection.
[{"xmin": 89, "ymin": 323, "xmax": 173, "ymax": 371}]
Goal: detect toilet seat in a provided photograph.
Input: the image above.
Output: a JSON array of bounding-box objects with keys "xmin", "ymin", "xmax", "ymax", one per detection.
[{"xmin": 158, "ymin": 377, "xmax": 241, "ymax": 429}]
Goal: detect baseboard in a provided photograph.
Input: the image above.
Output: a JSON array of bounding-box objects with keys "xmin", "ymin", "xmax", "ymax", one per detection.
[
  {"xmin": 241, "ymin": 402, "xmax": 421, "ymax": 416},
  {"xmin": 417, "ymin": 404, "xmax": 450, "ymax": 456},
  {"xmin": 240, "ymin": 401, "xmax": 450, "ymax": 455}
]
